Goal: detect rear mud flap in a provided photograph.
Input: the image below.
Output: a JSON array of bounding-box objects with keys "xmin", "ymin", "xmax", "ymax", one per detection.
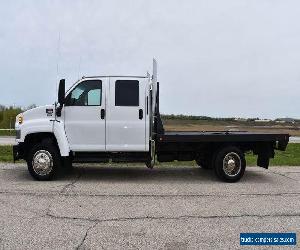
[
  {"xmin": 256, "ymin": 144, "xmax": 274, "ymax": 169},
  {"xmin": 257, "ymin": 155, "xmax": 270, "ymax": 169}
]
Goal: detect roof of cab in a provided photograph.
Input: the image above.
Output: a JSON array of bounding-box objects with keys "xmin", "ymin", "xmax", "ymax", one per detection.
[
  {"xmin": 82, "ymin": 75, "xmax": 149, "ymax": 79},
  {"xmin": 66, "ymin": 75, "xmax": 150, "ymax": 94}
]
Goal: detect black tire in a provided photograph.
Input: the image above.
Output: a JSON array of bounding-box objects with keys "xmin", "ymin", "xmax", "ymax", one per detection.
[
  {"xmin": 214, "ymin": 146, "xmax": 246, "ymax": 182},
  {"xmin": 27, "ymin": 142, "xmax": 61, "ymax": 181}
]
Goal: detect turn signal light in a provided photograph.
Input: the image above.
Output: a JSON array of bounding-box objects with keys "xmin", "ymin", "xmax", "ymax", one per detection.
[{"xmin": 17, "ymin": 115, "xmax": 23, "ymax": 124}]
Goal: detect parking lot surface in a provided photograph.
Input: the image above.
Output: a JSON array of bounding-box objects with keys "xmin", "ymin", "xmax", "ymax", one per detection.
[{"xmin": 0, "ymin": 163, "xmax": 299, "ymax": 249}]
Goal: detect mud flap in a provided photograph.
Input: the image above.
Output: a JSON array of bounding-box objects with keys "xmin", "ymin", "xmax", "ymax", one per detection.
[
  {"xmin": 257, "ymin": 143, "xmax": 274, "ymax": 169},
  {"xmin": 257, "ymin": 154, "xmax": 270, "ymax": 169}
]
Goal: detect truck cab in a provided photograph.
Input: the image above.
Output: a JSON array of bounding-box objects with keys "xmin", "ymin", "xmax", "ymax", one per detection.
[{"xmin": 14, "ymin": 73, "xmax": 157, "ymax": 178}]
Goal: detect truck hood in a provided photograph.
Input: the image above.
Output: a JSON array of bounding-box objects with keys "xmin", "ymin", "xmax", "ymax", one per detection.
[
  {"xmin": 22, "ymin": 105, "xmax": 55, "ymax": 120},
  {"xmin": 15, "ymin": 105, "xmax": 55, "ymax": 130}
]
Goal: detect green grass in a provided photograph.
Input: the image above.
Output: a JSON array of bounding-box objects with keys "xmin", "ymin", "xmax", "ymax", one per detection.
[
  {"xmin": 0, "ymin": 130, "xmax": 16, "ymax": 136},
  {"xmin": 0, "ymin": 144, "xmax": 299, "ymax": 166},
  {"xmin": 0, "ymin": 146, "xmax": 14, "ymax": 162}
]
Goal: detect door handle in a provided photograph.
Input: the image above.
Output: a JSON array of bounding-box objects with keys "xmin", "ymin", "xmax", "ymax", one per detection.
[
  {"xmin": 139, "ymin": 109, "xmax": 143, "ymax": 120},
  {"xmin": 101, "ymin": 109, "xmax": 105, "ymax": 119}
]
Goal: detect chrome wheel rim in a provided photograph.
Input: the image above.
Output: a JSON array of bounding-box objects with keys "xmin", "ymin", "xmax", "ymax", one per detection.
[
  {"xmin": 222, "ymin": 152, "xmax": 241, "ymax": 177},
  {"xmin": 32, "ymin": 150, "xmax": 53, "ymax": 176}
]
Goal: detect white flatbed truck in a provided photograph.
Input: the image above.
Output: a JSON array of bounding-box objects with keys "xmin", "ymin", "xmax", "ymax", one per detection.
[{"xmin": 13, "ymin": 61, "xmax": 289, "ymax": 182}]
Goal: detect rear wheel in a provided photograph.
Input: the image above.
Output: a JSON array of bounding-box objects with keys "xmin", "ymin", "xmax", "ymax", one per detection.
[
  {"xmin": 27, "ymin": 142, "xmax": 61, "ymax": 180},
  {"xmin": 214, "ymin": 146, "xmax": 246, "ymax": 182}
]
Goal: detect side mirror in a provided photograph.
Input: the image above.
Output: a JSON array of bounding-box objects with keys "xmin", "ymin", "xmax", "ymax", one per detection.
[
  {"xmin": 58, "ymin": 79, "xmax": 65, "ymax": 105},
  {"xmin": 56, "ymin": 79, "xmax": 65, "ymax": 117}
]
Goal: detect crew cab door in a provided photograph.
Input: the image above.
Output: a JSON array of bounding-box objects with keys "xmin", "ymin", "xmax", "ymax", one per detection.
[
  {"xmin": 106, "ymin": 77, "xmax": 147, "ymax": 151},
  {"xmin": 63, "ymin": 79, "xmax": 107, "ymax": 151}
]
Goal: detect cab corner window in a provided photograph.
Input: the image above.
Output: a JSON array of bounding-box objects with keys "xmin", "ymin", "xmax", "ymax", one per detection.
[
  {"xmin": 115, "ymin": 80, "xmax": 139, "ymax": 106},
  {"xmin": 66, "ymin": 80, "xmax": 102, "ymax": 106}
]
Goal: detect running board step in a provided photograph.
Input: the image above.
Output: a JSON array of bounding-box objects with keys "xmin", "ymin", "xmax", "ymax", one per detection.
[{"xmin": 72, "ymin": 152, "xmax": 149, "ymax": 163}]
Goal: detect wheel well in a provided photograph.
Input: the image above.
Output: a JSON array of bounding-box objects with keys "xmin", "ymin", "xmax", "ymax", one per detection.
[{"xmin": 24, "ymin": 133, "xmax": 59, "ymax": 157}]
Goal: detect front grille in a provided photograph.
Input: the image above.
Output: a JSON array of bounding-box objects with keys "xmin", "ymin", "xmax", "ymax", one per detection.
[{"xmin": 16, "ymin": 130, "xmax": 21, "ymax": 139}]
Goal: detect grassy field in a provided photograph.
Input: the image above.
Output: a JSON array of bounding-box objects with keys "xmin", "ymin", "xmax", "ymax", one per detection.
[
  {"xmin": 0, "ymin": 146, "xmax": 14, "ymax": 162},
  {"xmin": 1, "ymin": 144, "xmax": 299, "ymax": 166}
]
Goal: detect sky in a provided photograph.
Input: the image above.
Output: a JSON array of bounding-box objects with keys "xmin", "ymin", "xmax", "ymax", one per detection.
[{"xmin": 0, "ymin": 0, "xmax": 300, "ymax": 119}]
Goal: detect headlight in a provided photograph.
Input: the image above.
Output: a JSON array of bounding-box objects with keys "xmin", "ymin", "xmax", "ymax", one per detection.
[{"xmin": 17, "ymin": 114, "xmax": 23, "ymax": 124}]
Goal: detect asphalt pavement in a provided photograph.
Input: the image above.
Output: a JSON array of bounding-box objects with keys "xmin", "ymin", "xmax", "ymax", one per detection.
[
  {"xmin": 0, "ymin": 163, "xmax": 299, "ymax": 249},
  {"xmin": 0, "ymin": 136, "xmax": 16, "ymax": 145}
]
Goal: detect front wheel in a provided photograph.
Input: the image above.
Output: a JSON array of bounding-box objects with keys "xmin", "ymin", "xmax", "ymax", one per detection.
[
  {"xmin": 214, "ymin": 146, "xmax": 246, "ymax": 182},
  {"xmin": 27, "ymin": 142, "xmax": 61, "ymax": 181}
]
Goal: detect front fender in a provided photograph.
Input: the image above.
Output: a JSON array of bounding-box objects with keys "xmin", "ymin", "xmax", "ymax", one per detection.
[
  {"xmin": 19, "ymin": 120, "xmax": 70, "ymax": 157},
  {"xmin": 54, "ymin": 121, "xmax": 70, "ymax": 157},
  {"xmin": 17, "ymin": 119, "xmax": 53, "ymax": 142}
]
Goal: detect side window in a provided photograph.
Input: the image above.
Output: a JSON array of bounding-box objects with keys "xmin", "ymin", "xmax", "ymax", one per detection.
[
  {"xmin": 87, "ymin": 89, "xmax": 101, "ymax": 106},
  {"xmin": 66, "ymin": 80, "xmax": 102, "ymax": 106},
  {"xmin": 115, "ymin": 80, "xmax": 139, "ymax": 106}
]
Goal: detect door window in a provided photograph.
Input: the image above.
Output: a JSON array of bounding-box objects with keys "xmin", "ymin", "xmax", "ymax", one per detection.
[
  {"xmin": 66, "ymin": 80, "xmax": 102, "ymax": 106},
  {"xmin": 115, "ymin": 80, "xmax": 139, "ymax": 106}
]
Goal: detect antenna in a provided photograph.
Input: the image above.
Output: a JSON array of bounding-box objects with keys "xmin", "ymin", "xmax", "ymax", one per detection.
[
  {"xmin": 77, "ymin": 55, "xmax": 82, "ymax": 80},
  {"xmin": 55, "ymin": 32, "xmax": 61, "ymax": 101}
]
